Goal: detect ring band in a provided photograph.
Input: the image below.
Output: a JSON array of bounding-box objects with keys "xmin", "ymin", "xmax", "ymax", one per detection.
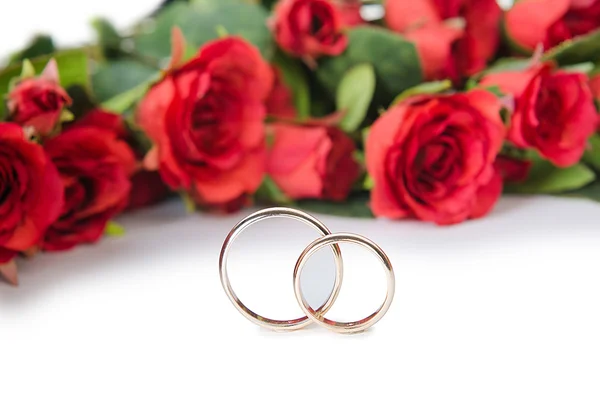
[
  {"xmin": 219, "ymin": 207, "xmax": 344, "ymax": 331},
  {"xmin": 293, "ymin": 233, "xmax": 395, "ymax": 334}
]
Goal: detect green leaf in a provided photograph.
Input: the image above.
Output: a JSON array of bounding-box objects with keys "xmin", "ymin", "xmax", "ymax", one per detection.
[
  {"xmin": 255, "ymin": 176, "xmax": 293, "ymax": 205},
  {"xmin": 543, "ymin": 30, "xmax": 600, "ymax": 66},
  {"xmin": 272, "ymin": 51, "xmax": 311, "ymax": 120},
  {"xmin": 317, "ymin": 26, "xmax": 423, "ymax": 110},
  {"xmin": 563, "ymin": 181, "xmax": 600, "ymax": 202},
  {"xmin": 101, "ymin": 77, "xmax": 158, "ymax": 113},
  {"xmin": 92, "ymin": 18, "xmax": 122, "ymax": 57},
  {"xmin": 92, "ymin": 59, "xmax": 158, "ymax": 103},
  {"xmin": 105, "ymin": 221, "xmax": 126, "ymax": 237},
  {"xmin": 506, "ymin": 155, "xmax": 596, "ymax": 194},
  {"xmin": 391, "ymin": 80, "xmax": 452, "ymax": 105},
  {"xmin": 336, "ymin": 63, "xmax": 376, "ymax": 132},
  {"xmin": 20, "ymin": 60, "xmax": 36, "ymax": 79},
  {"xmin": 562, "ymin": 62, "xmax": 596, "ymax": 74},
  {"xmin": 296, "ymin": 194, "xmax": 373, "ymax": 218},
  {"xmin": 0, "ymin": 49, "xmax": 90, "ymax": 119},
  {"xmin": 582, "ymin": 134, "xmax": 600, "ymax": 172},
  {"xmin": 9, "ymin": 35, "xmax": 56, "ymax": 64},
  {"xmin": 133, "ymin": 0, "xmax": 273, "ymax": 63}
]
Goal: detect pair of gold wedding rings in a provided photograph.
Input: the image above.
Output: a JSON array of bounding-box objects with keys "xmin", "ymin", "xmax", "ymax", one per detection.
[{"xmin": 219, "ymin": 207, "xmax": 396, "ymax": 334}]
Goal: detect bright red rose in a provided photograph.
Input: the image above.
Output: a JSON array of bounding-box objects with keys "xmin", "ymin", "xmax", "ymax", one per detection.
[
  {"xmin": 266, "ymin": 66, "xmax": 297, "ymax": 119},
  {"xmin": 268, "ymin": 123, "xmax": 360, "ymax": 201},
  {"xmin": 365, "ymin": 90, "xmax": 505, "ymax": 225},
  {"xmin": 137, "ymin": 37, "xmax": 273, "ymax": 207},
  {"xmin": 0, "ymin": 123, "xmax": 63, "ymax": 262},
  {"xmin": 330, "ymin": 0, "xmax": 363, "ymax": 27},
  {"xmin": 591, "ymin": 73, "xmax": 600, "ymax": 129},
  {"xmin": 7, "ymin": 60, "xmax": 71, "ymax": 136},
  {"xmin": 481, "ymin": 63, "xmax": 596, "ymax": 167},
  {"xmin": 42, "ymin": 114, "xmax": 136, "ymax": 251},
  {"xmin": 272, "ymin": 0, "xmax": 348, "ymax": 65},
  {"xmin": 385, "ymin": 0, "xmax": 501, "ymax": 81},
  {"xmin": 505, "ymin": 0, "xmax": 600, "ymax": 52}
]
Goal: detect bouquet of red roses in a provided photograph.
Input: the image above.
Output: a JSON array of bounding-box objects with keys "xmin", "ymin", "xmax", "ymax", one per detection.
[{"xmin": 1, "ymin": 0, "xmax": 599, "ymax": 285}]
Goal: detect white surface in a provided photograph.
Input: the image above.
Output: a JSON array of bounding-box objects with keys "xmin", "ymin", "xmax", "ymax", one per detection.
[{"xmin": 1, "ymin": 196, "xmax": 600, "ymax": 396}]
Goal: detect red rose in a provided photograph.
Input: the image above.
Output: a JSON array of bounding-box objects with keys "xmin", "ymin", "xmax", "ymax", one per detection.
[
  {"xmin": 330, "ymin": 0, "xmax": 364, "ymax": 27},
  {"xmin": 0, "ymin": 123, "xmax": 63, "ymax": 262},
  {"xmin": 505, "ymin": 0, "xmax": 600, "ymax": 52},
  {"xmin": 385, "ymin": 0, "xmax": 501, "ymax": 81},
  {"xmin": 481, "ymin": 63, "xmax": 596, "ymax": 167},
  {"xmin": 267, "ymin": 123, "xmax": 360, "ymax": 201},
  {"xmin": 365, "ymin": 90, "xmax": 505, "ymax": 225},
  {"xmin": 7, "ymin": 59, "xmax": 72, "ymax": 136},
  {"xmin": 272, "ymin": 0, "xmax": 348, "ymax": 65},
  {"xmin": 266, "ymin": 66, "xmax": 297, "ymax": 119},
  {"xmin": 127, "ymin": 170, "xmax": 171, "ymax": 211},
  {"xmin": 42, "ymin": 113, "xmax": 136, "ymax": 251},
  {"xmin": 137, "ymin": 37, "xmax": 273, "ymax": 207},
  {"xmin": 591, "ymin": 73, "xmax": 600, "ymax": 129}
]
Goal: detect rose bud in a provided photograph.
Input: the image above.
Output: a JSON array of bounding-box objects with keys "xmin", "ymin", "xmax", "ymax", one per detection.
[
  {"xmin": 42, "ymin": 114, "xmax": 136, "ymax": 251},
  {"xmin": 385, "ymin": 0, "xmax": 501, "ymax": 81},
  {"xmin": 7, "ymin": 59, "xmax": 72, "ymax": 136},
  {"xmin": 267, "ymin": 123, "xmax": 360, "ymax": 201},
  {"xmin": 266, "ymin": 66, "xmax": 297, "ymax": 120},
  {"xmin": 505, "ymin": 0, "xmax": 600, "ymax": 52},
  {"xmin": 137, "ymin": 35, "xmax": 273, "ymax": 209},
  {"xmin": 272, "ymin": 0, "xmax": 348, "ymax": 65},
  {"xmin": 481, "ymin": 63, "xmax": 597, "ymax": 167},
  {"xmin": 0, "ymin": 123, "xmax": 63, "ymax": 263},
  {"xmin": 365, "ymin": 90, "xmax": 505, "ymax": 225}
]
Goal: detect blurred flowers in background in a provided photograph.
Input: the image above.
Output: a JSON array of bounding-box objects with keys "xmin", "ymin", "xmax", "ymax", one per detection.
[{"xmin": 1, "ymin": 0, "xmax": 599, "ymax": 284}]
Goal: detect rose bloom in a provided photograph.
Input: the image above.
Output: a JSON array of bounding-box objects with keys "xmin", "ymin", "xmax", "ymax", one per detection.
[
  {"xmin": 272, "ymin": 0, "xmax": 348, "ymax": 64},
  {"xmin": 266, "ymin": 66, "xmax": 297, "ymax": 119},
  {"xmin": 366, "ymin": 90, "xmax": 505, "ymax": 225},
  {"xmin": 137, "ymin": 37, "xmax": 273, "ymax": 207},
  {"xmin": 268, "ymin": 123, "xmax": 360, "ymax": 201},
  {"xmin": 42, "ymin": 111, "xmax": 136, "ymax": 251},
  {"xmin": 7, "ymin": 59, "xmax": 71, "ymax": 136},
  {"xmin": 385, "ymin": 0, "xmax": 501, "ymax": 81},
  {"xmin": 505, "ymin": 0, "xmax": 600, "ymax": 52},
  {"xmin": 481, "ymin": 63, "xmax": 596, "ymax": 167},
  {"xmin": 0, "ymin": 123, "xmax": 63, "ymax": 262},
  {"xmin": 330, "ymin": 0, "xmax": 363, "ymax": 27}
]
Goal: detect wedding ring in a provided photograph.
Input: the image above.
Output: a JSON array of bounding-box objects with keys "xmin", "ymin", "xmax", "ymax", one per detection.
[
  {"xmin": 292, "ymin": 233, "xmax": 395, "ymax": 334},
  {"xmin": 219, "ymin": 207, "xmax": 343, "ymax": 331}
]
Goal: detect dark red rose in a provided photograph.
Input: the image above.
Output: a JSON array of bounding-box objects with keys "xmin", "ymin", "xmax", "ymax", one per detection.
[
  {"xmin": 127, "ymin": 170, "xmax": 171, "ymax": 211},
  {"xmin": 385, "ymin": 0, "xmax": 501, "ymax": 81},
  {"xmin": 272, "ymin": 0, "xmax": 348, "ymax": 65},
  {"xmin": 7, "ymin": 59, "xmax": 72, "ymax": 136},
  {"xmin": 0, "ymin": 123, "xmax": 63, "ymax": 262},
  {"xmin": 42, "ymin": 115, "xmax": 136, "ymax": 251},
  {"xmin": 481, "ymin": 63, "xmax": 597, "ymax": 167},
  {"xmin": 505, "ymin": 0, "xmax": 600, "ymax": 52},
  {"xmin": 137, "ymin": 36, "xmax": 273, "ymax": 207},
  {"xmin": 366, "ymin": 90, "xmax": 505, "ymax": 225},
  {"xmin": 267, "ymin": 123, "xmax": 360, "ymax": 201},
  {"xmin": 266, "ymin": 66, "xmax": 297, "ymax": 119}
]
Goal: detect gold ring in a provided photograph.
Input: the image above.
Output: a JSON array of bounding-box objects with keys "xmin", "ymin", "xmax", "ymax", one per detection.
[
  {"xmin": 293, "ymin": 233, "xmax": 395, "ymax": 334},
  {"xmin": 219, "ymin": 207, "xmax": 344, "ymax": 331}
]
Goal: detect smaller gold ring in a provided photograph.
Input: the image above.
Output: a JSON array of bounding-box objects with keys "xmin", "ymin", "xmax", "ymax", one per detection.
[{"xmin": 293, "ymin": 233, "xmax": 395, "ymax": 334}]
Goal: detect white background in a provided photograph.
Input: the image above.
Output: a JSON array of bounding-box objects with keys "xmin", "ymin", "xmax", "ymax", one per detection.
[{"xmin": 1, "ymin": 1, "xmax": 599, "ymax": 396}]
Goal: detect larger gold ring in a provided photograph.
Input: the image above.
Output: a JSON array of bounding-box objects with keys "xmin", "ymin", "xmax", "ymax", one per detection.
[{"xmin": 219, "ymin": 207, "xmax": 344, "ymax": 331}]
